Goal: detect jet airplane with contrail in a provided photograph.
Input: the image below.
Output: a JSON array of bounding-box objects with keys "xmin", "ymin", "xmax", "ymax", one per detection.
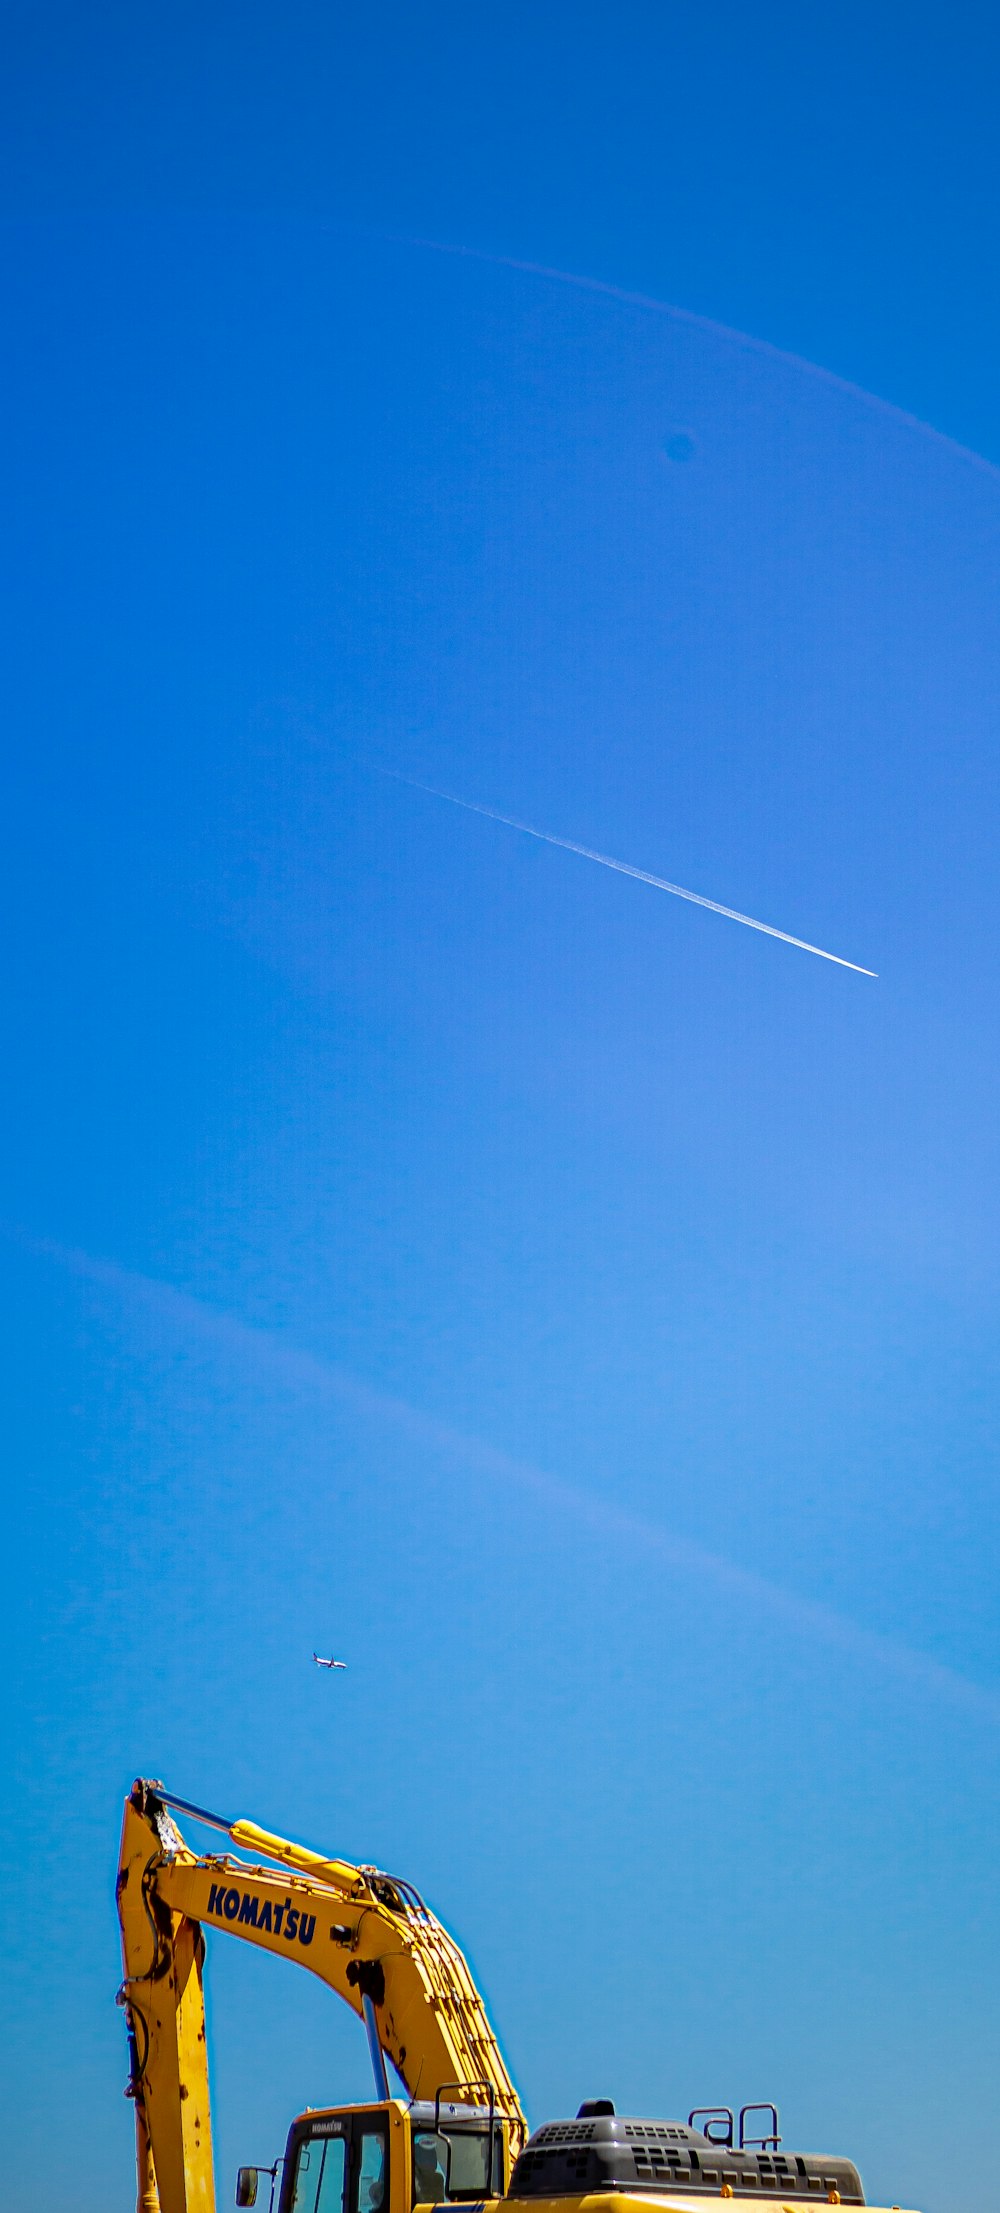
[{"xmin": 386, "ymin": 774, "xmax": 877, "ymax": 976}]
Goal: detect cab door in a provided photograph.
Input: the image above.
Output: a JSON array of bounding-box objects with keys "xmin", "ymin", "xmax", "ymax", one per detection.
[
  {"xmin": 347, "ymin": 2112, "xmax": 389, "ymax": 2213},
  {"xmin": 283, "ymin": 2110, "xmax": 392, "ymax": 2213},
  {"xmin": 287, "ymin": 2124, "xmax": 349, "ymax": 2213}
]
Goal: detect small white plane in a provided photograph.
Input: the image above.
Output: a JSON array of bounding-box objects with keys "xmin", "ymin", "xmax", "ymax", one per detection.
[{"xmin": 312, "ymin": 1652, "xmax": 347, "ymax": 1669}]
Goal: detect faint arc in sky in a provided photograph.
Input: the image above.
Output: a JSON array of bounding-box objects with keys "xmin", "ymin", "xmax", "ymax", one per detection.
[
  {"xmin": 404, "ymin": 233, "xmax": 1000, "ymax": 485},
  {"xmin": 386, "ymin": 773, "xmax": 877, "ymax": 976}
]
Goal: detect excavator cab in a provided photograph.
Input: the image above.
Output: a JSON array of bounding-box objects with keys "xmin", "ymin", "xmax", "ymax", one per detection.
[{"xmin": 236, "ymin": 2100, "xmax": 507, "ymax": 2213}]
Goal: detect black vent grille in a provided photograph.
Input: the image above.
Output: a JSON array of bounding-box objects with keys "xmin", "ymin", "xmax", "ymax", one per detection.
[{"xmin": 625, "ymin": 2126, "xmax": 694, "ymax": 2145}]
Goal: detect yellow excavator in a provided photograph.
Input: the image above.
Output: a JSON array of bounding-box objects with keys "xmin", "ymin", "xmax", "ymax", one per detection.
[{"xmin": 116, "ymin": 1778, "xmax": 916, "ymax": 2213}]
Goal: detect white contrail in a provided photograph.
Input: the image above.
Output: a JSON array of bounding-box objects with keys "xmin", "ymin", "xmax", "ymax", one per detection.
[{"xmin": 387, "ymin": 773, "xmax": 877, "ymax": 976}]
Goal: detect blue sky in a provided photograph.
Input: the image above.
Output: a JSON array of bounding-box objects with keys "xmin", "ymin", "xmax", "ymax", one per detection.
[{"xmin": 3, "ymin": 10, "xmax": 1000, "ymax": 2213}]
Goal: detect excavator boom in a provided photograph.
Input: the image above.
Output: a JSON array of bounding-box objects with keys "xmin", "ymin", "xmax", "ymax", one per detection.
[
  {"xmin": 116, "ymin": 1779, "xmax": 526, "ymax": 2213},
  {"xmin": 116, "ymin": 1778, "xmax": 916, "ymax": 2213}
]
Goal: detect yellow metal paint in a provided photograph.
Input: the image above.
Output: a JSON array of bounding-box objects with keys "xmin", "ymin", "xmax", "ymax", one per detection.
[
  {"xmin": 117, "ymin": 1794, "xmax": 215, "ymax": 2213},
  {"xmin": 513, "ymin": 2201, "xmax": 921, "ymax": 2213},
  {"xmin": 116, "ymin": 1782, "xmax": 525, "ymax": 2213}
]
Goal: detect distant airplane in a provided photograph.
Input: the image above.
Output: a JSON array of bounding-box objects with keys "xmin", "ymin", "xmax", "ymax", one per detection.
[{"xmin": 312, "ymin": 1652, "xmax": 347, "ymax": 1670}]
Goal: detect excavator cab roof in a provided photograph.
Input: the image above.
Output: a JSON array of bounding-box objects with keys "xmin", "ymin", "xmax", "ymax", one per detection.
[{"xmin": 288, "ymin": 2103, "xmax": 500, "ymax": 2130}]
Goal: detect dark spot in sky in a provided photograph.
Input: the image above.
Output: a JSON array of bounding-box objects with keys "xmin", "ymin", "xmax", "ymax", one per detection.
[{"xmin": 663, "ymin": 430, "xmax": 697, "ymax": 463}]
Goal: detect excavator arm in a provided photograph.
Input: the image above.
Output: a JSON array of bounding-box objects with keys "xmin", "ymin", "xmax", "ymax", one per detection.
[{"xmin": 116, "ymin": 1779, "xmax": 526, "ymax": 2213}]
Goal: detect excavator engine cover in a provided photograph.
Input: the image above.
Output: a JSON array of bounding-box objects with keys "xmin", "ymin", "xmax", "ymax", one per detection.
[{"xmin": 508, "ymin": 2116, "xmax": 865, "ymax": 2203}]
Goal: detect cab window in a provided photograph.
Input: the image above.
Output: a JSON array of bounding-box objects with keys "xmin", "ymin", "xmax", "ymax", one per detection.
[
  {"xmin": 412, "ymin": 2128, "xmax": 498, "ymax": 2206},
  {"xmin": 412, "ymin": 2134, "xmax": 447, "ymax": 2205},
  {"xmin": 292, "ymin": 2135, "xmax": 347, "ymax": 2213},
  {"xmin": 357, "ymin": 2131, "xmax": 386, "ymax": 2213}
]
